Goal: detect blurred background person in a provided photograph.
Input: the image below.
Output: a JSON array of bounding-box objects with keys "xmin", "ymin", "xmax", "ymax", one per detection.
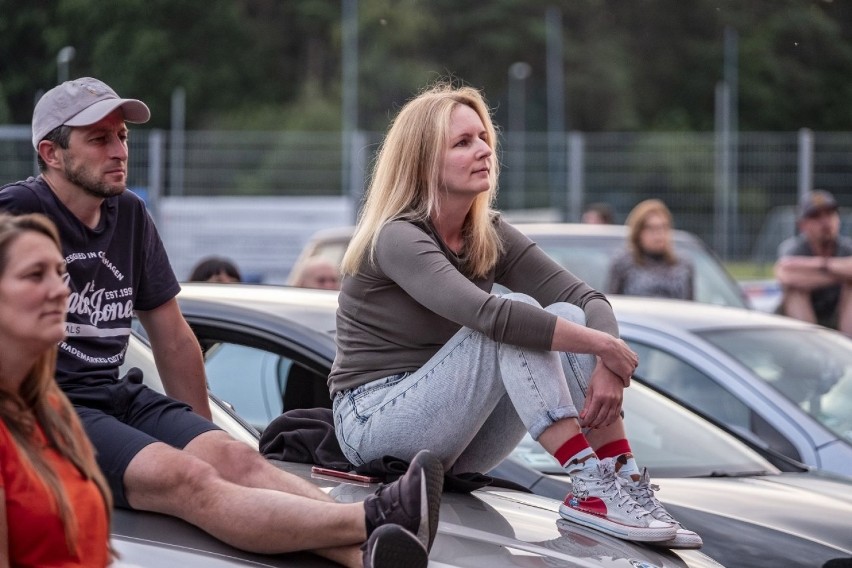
[
  {"xmin": 774, "ymin": 190, "xmax": 852, "ymax": 334},
  {"xmin": 607, "ymin": 199, "xmax": 694, "ymax": 300},
  {"xmin": 291, "ymin": 257, "xmax": 340, "ymax": 290},
  {"xmin": 581, "ymin": 202, "xmax": 615, "ymax": 225},
  {"xmin": 188, "ymin": 256, "xmax": 242, "ymax": 283},
  {"xmin": 0, "ymin": 213, "xmax": 112, "ymax": 567}
]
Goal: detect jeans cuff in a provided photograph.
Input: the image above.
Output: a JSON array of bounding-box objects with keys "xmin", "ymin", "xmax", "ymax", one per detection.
[{"xmin": 528, "ymin": 405, "xmax": 579, "ymax": 441}]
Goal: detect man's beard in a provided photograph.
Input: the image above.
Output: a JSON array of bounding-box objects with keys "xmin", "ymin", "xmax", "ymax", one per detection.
[{"xmin": 64, "ymin": 159, "xmax": 126, "ymax": 199}]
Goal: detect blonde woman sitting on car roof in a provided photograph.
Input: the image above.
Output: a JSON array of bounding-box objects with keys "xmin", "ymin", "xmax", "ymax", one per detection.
[{"xmin": 329, "ymin": 80, "xmax": 702, "ymax": 548}]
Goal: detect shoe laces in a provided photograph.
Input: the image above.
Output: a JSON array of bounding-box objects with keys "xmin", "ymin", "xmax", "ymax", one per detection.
[
  {"xmin": 621, "ymin": 474, "xmax": 678, "ymax": 525},
  {"xmin": 576, "ymin": 460, "xmax": 649, "ymax": 519},
  {"xmin": 367, "ymin": 483, "xmax": 397, "ymax": 524}
]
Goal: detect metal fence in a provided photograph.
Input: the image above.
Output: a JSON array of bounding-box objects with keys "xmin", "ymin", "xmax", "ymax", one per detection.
[{"xmin": 2, "ymin": 126, "xmax": 851, "ymax": 265}]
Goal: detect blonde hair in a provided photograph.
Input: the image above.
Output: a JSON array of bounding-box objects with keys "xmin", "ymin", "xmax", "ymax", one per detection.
[
  {"xmin": 625, "ymin": 198, "xmax": 677, "ymax": 265},
  {"xmin": 0, "ymin": 213, "xmax": 113, "ymax": 558},
  {"xmin": 341, "ymin": 80, "xmax": 502, "ymax": 278}
]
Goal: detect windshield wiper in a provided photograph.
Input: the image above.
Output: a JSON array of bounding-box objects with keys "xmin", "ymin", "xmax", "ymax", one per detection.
[{"xmin": 708, "ymin": 469, "xmax": 771, "ymax": 478}]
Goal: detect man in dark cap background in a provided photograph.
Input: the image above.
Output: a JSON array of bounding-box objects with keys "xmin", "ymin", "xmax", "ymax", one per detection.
[{"xmin": 774, "ymin": 189, "xmax": 852, "ymax": 335}]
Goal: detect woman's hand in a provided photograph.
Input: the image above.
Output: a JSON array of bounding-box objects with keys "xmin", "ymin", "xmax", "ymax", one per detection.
[
  {"xmin": 579, "ymin": 361, "xmax": 625, "ymax": 429},
  {"xmin": 599, "ymin": 335, "xmax": 638, "ymax": 386}
]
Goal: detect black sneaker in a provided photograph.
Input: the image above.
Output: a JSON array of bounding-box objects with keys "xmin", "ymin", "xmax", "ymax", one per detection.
[
  {"xmin": 362, "ymin": 524, "xmax": 428, "ymax": 568},
  {"xmin": 363, "ymin": 449, "xmax": 443, "ymax": 552}
]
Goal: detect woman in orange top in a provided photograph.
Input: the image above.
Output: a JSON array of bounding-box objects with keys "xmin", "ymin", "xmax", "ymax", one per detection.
[{"xmin": 0, "ymin": 212, "xmax": 112, "ymax": 567}]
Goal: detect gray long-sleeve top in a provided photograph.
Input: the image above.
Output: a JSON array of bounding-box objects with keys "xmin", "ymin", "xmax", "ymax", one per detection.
[{"xmin": 328, "ymin": 216, "xmax": 619, "ymax": 395}]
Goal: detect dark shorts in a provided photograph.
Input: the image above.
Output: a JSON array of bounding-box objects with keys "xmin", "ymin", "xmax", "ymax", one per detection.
[{"xmin": 64, "ymin": 377, "xmax": 221, "ymax": 509}]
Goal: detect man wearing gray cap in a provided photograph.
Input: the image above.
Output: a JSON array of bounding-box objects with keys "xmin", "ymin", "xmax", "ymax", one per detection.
[
  {"xmin": 0, "ymin": 78, "xmax": 441, "ymax": 568},
  {"xmin": 774, "ymin": 189, "xmax": 852, "ymax": 335}
]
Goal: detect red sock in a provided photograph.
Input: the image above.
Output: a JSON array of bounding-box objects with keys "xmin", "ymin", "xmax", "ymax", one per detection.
[
  {"xmin": 596, "ymin": 439, "xmax": 640, "ymax": 480},
  {"xmin": 554, "ymin": 433, "xmax": 597, "ymax": 471},
  {"xmin": 595, "ymin": 439, "xmax": 632, "ymax": 460}
]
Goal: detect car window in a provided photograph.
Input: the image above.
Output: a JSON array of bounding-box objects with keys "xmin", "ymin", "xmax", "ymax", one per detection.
[
  {"xmin": 204, "ymin": 343, "xmax": 288, "ymax": 431},
  {"xmin": 687, "ymin": 245, "xmax": 748, "ymax": 308},
  {"xmin": 628, "ymin": 338, "xmax": 804, "ymax": 461},
  {"xmin": 201, "ymin": 339, "xmax": 331, "ymax": 433},
  {"xmin": 532, "ymin": 236, "xmax": 747, "ymax": 309},
  {"xmin": 627, "ymin": 339, "xmax": 752, "ymax": 429},
  {"xmin": 532, "ymin": 236, "xmax": 617, "ymax": 291},
  {"xmin": 697, "ymin": 327, "xmax": 852, "ymax": 446},
  {"xmin": 122, "ymin": 333, "xmax": 260, "ymax": 446},
  {"xmin": 510, "ymin": 382, "xmax": 776, "ymax": 478}
]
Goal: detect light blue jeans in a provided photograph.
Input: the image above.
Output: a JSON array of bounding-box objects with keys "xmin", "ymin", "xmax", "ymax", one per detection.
[{"xmin": 333, "ymin": 293, "xmax": 596, "ymax": 473}]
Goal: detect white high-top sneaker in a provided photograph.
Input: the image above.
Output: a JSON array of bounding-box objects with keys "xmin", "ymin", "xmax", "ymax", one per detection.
[
  {"xmin": 621, "ymin": 467, "xmax": 703, "ymax": 549},
  {"xmin": 559, "ymin": 457, "xmax": 677, "ymax": 543}
]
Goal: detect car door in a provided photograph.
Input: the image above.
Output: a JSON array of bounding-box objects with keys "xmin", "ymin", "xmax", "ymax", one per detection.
[
  {"xmin": 619, "ymin": 323, "xmax": 820, "ymax": 467},
  {"xmin": 187, "ymin": 320, "xmax": 334, "ymax": 433}
]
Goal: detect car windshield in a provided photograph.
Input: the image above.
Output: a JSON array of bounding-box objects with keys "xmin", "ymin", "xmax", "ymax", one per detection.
[
  {"xmin": 697, "ymin": 327, "xmax": 852, "ymax": 445},
  {"xmin": 510, "ymin": 383, "xmax": 776, "ymax": 478},
  {"xmin": 531, "ymin": 235, "xmax": 748, "ymax": 309}
]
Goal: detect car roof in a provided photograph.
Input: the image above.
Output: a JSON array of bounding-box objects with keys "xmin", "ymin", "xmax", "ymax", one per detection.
[
  {"xmin": 178, "ymin": 282, "xmax": 339, "ymax": 335},
  {"xmin": 608, "ymin": 295, "xmax": 813, "ymax": 334},
  {"xmin": 511, "ymin": 222, "xmax": 701, "ymax": 245},
  {"xmin": 302, "ymin": 222, "xmax": 704, "ymax": 244},
  {"xmin": 178, "ymin": 283, "xmax": 790, "ymax": 337}
]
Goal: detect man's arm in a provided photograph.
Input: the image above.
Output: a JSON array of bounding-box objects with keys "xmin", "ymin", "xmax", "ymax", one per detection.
[
  {"xmin": 826, "ymin": 256, "xmax": 852, "ymax": 280},
  {"xmin": 774, "ymin": 255, "xmax": 841, "ymax": 290},
  {"xmin": 135, "ymin": 298, "xmax": 212, "ymax": 420}
]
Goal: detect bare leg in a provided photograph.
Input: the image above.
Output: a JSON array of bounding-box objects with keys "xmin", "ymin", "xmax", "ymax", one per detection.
[
  {"xmin": 585, "ymin": 420, "xmax": 627, "ymax": 450},
  {"xmin": 183, "ymin": 430, "xmax": 334, "ymax": 502},
  {"xmin": 537, "ymin": 418, "xmax": 582, "ymax": 455},
  {"xmin": 537, "ymin": 417, "xmax": 627, "ymax": 456},
  {"xmin": 123, "ymin": 442, "xmax": 365, "ymax": 565}
]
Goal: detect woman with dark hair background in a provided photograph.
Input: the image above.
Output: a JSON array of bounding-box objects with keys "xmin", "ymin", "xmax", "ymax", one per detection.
[{"xmin": 188, "ymin": 256, "xmax": 242, "ymax": 283}]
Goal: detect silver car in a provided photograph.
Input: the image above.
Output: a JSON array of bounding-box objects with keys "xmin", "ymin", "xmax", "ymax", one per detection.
[
  {"xmin": 142, "ymin": 283, "xmax": 852, "ymax": 567},
  {"xmin": 115, "ymin": 317, "xmax": 719, "ymax": 567},
  {"xmin": 610, "ymin": 295, "xmax": 852, "ymax": 475}
]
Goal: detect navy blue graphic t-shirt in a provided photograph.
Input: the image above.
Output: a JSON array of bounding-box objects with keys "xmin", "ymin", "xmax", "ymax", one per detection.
[{"xmin": 0, "ymin": 177, "xmax": 180, "ymax": 386}]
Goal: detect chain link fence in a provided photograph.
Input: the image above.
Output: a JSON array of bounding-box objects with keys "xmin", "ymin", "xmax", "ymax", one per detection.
[{"xmin": 2, "ymin": 126, "xmax": 851, "ymax": 270}]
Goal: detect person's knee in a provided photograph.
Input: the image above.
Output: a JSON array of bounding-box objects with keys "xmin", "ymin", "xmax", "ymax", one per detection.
[
  {"xmin": 501, "ymin": 292, "xmax": 542, "ymax": 307},
  {"xmin": 125, "ymin": 449, "xmax": 220, "ymax": 511},
  {"xmin": 546, "ymin": 302, "xmax": 586, "ymax": 326},
  {"xmin": 213, "ymin": 439, "xmax": 268, "ymax": 480}
]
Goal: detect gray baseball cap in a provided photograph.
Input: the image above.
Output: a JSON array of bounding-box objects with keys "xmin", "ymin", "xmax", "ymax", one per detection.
[{"xmin": 32, "ymin": 77, "xmax": 150, "ymax": 149}]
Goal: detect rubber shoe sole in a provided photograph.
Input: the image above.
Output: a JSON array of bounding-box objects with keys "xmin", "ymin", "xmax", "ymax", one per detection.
[
  {"xmin": 409, "ymin": 449, "xmax": 444, "ymax": 551},
  {"xmin": 653, "ymin": 528, "xmax": 704, "ymax": 549},
  {"xmin": 621, "ymin": 468, "xmax": 703, "ymax": 549},
  {"xmin": 559, "ymin": 500, "xmax": 677, "ymax": 543},
  {"xmin": 363, "ymin": 524, "xmax": 428, "ymax": 568},
  {"xmin": 364, "ymin": 449, "xmax": 444, "ymax": 552}
]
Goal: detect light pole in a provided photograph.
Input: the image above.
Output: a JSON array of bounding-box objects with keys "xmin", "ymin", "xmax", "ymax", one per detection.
[
  {"xmin": 341, "ymin": 0, "xmax": 359, "ymax": 219},
  {"xmin": 57, "ymin": 46, "xmax": 76, "ymax": 84},
  {"xmin": 508, "ymin": 62, "xmax": 531, "ymax": 211}
]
